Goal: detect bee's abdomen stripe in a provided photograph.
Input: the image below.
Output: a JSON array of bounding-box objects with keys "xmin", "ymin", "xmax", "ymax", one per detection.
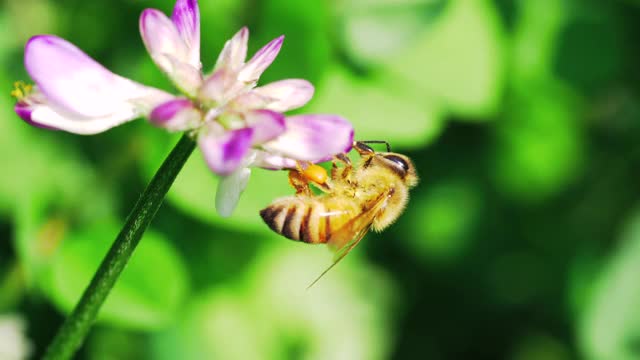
[
  {"xmin": 308, "ymin": 203, "xmax": 325, "ymax": 244},
  {"xmin": 281, "ymin": 205, "xmax": 299, "ymax": 240},
  {"xmin": 262, "ymin": 200, "xmax": 336, "ymax": 244},
  {"xmin": 260, "ymin": 205, "xmax": 290, "ymax": 235},
  {"xmin": 323, "ymin": 214, "xmax": 331, "ymax": 243},
  {"xmin": 299, "ymin": 205, "xmax": 313, "ymax": 243},
  {"xmin": 260, "ymin": 206, "xmax": 281, "ymax": 233}
]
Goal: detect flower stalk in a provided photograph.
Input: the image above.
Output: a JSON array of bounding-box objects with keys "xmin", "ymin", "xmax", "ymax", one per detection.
[{"xmin": 43, "ymin": 134, "xmax": 196, "ymax": 360}]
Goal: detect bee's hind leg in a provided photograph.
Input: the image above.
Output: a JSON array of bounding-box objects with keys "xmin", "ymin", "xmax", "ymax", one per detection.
[
  {"xmin": 288, "ymin": 169, "xmax": 312, "ymax": 196},
  {"xmin": 292, "ymin": 161, "xmax": 333, "ymax": 194}
]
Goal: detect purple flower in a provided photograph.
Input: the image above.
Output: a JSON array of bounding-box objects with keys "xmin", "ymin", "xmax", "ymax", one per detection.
[
  {"xmin": 14, "ymin": 0, "xmax": 354, "ymax": 216},
  {"xmin": 14, "ymin": 36, "xmax": 174, "ymax": 134}
]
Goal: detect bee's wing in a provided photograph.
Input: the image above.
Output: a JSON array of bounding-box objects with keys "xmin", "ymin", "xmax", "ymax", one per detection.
[{"xmin": 306, "ymin": 191, "xmax": 391, "ymax": 289}]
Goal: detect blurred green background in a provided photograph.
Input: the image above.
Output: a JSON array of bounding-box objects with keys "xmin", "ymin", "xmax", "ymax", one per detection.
[{"xmin": 1, "ymin": 0, "xmax": 640, "ymax": 358}]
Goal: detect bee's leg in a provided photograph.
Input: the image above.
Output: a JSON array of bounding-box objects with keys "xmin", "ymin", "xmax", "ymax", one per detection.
[
  {"xmin": 336, "ymin": 153, "xmax": 352, "ymax": 167},
  {"xmin": 297, "ymin": 161, "xmax": 333, "ymax": 193},
  {"xmin": 331, "ymin": 162, "xmax": 339, "ymax": 179},
  {"xmin": 331, "ymin": 154, "xmax": 350, "ymax": 176},
  {"xmin": 354, "ymin": 141, "xmax": 376, "ymax": 156},
  {"xmin": 288, "ymin": 169, "xmax": 312, "ymax": 196},
  {"xmin": 332, "ymin": 153, "xmax": 354, "ymax": 182}
]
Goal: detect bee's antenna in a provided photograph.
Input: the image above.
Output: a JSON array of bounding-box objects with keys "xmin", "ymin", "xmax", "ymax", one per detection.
[{"xmin": 360, "ymin": 140, "xmax": 391, "ymax": 152}]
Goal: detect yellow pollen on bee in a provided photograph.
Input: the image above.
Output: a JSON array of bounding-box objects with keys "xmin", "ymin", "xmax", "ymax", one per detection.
[
  {"xmin": 11, "ymin": 81, "xmax": 33, "ymax": 100},
  {"xmin": 302, "ymin": 164, "xmax": 328, "ymax": 185}
]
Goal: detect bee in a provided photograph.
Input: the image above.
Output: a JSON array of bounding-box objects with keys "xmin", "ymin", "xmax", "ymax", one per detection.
[{"xmin": 260, "ymin": 141, "xmax": 418, "ymax": 287}]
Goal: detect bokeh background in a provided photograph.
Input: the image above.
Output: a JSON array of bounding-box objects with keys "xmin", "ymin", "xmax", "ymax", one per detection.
[{"xmin": 1, "ymin": 0, "xmax": 640, "ymax": 358}]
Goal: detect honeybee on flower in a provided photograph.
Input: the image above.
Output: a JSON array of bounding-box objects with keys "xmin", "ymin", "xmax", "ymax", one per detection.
[
  {"xmin": 261, "ymin": 141, "xmax": 418, "ymax": 287},
  {"xmin": 12, "ymin": 0, "xmax": 353, "ymax": 217}
]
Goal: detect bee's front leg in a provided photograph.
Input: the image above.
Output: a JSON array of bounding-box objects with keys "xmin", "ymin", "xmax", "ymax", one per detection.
[{"xmin": 332, "ymin": 153, "xmax": 353, "ymax": 182}]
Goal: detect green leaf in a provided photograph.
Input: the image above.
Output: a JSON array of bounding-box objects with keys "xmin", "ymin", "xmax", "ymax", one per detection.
[
  {"xmin": 491, "ymin": 81, "xmax": 584, "ymax": 202},
  {"xmin": 44, "ymin": 222, "xmax": 189, "ymax": 330},
  {"xmin": 172, "ymin": 153, "xmax": 293, "ymax": 230},
  {"xmin": 151, "ymin": 241, "xmax": 396, "ymax": 360},
  {"xmin": 0, "ymin": 75, "xmax": 109, "ymax": 288},
  {"xmin": 152, "ymin": 288, "xmax": 271, "ymax": 360},
  {"xmin": 199, "ymin": 0, "xmax": 248, "ymax": 69},
  {"xmin": 511, "ymin": 0, "xmax": 568, "ymax": 83},
  {"xmin": 0, "ymin": 93, "xmax": 93, "ymax": 215},
  {"xmin": 254, "ymin": 0, "xmax": 332, "ymax": 85},
  {"xmin": 511, "ymin": 334, "xmax": 571, "ymax": 360},
  {"xmin": 579, "ymin": 209, "xmax": 640, "ymax": 360},
  {"xmin": 140, "ymin": 130, "xmax": 291, "ymax": 231},
  {"xmin": 339, "ymin": 0, "xmax": 448, "ymax": 66},
  {"xmin": 3, "ymin": 0, "xmax": 60, "ymax": 49},
  {"xmin": 13, "ymin": 194, "xmax": 67, "ymax": 289},
  {"xmin": 386, "ymin": 0, "xmax": 506, "ymax": 117},
  {"xmin": 403, "ymin": 179, "xmax": 480, "ymax": 264},
  {"xmin": 309, "ymin": 66, "xmax": 444, "ymax": 148}
]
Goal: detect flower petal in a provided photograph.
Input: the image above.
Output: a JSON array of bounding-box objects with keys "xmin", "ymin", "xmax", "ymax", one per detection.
[
  {"xmin": 262, "ymin": 114, "xmax": 354, "ymax": 161},
  {"xmin": 140, "ymin": 9, "xmax": 194, "ymax": 70},
  {"xmin": 230, "ymin": 91, "xmax": 271, "ymax": 110},
  {"xmin": 14, "ymin": 102, "xmax": 58, "ymax": 130},
  {"xmin": 252, "ymin": 150, "xmax": 297, "ymax": 170},
  {"xmin": 253, "ymin": 79, "xmax": 315, "ymax": 112},
  {"xmin": 237, "ymin": 35, "xmax": 284, "ymax": 83},
  {"xmin": 214, "ymin": 27, "xmax": 249, "ymax": 73},
  {"xmin": 171, "ymin": 0, "xmax": 200, "ymax": 67},
  {"xmin": 157, "ymin": 53, "xmax": 203, "ymax": 95},
  {"xmin": 215, "ymin": 165, "xmax": 251, "ymax": 217},
  {"xmin": 199, "ymin": 67, "xmax": 239, "ymax": 104},
  {"xmin": 149, "ymin": 98, "xmax": 201, "ymax": 131},
  {"xmin": 199, "ymin": 126, "xmax": 254, "ymax": 175},
  {"xmin": 24, "ymin": 35, "xmax": 171, "ymax": 119},
  {"xmin": 23, "ymin": 101, "xmax": 146, "ymax": 135},
  {"xmin": 244, "ymin": 109, "xmax": 285, "ymax": 144}
]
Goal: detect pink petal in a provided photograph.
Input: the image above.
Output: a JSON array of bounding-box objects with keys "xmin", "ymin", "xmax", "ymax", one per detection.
[
  {"xmin": 14, "ymin": 102, "xmax": 58, "ymax": 130},
  {"xmin": 253, "ymin": 79, "xmax": 315, "ymax": 112},
  {"xmin": 25, "ymin": 35, "xmax": 158, "ymax": 117},
  {"xmin": 149, "ymin": 98, "xmax": 201, "ymax": 131},
  {"xmin": 262, "ymin": 114, "xmax": 354, "ymax": 161},
  {"xmin": 140, "ymin": 9, "xmax": 191, "ymax": 70},
  {"xmin": 215, "ymin": 165, "xmax": 252, "ymax": 217},
  {"xmin": 199, "ymin": 127, "xmax": 254, "ymax": 175},
  {"xmin": 237, "ymin": 35, "xmax": 284, "ymax": 83},
  {"xmin": 252, "ymin": 150, "xmax": 297, "ymax": 170},
  {"xmin": 199, "ymin": 67, "xmax": 238, "ymax": 104},
  {"xmin": 215, "ymin": 27, "xmax": 249, "ymax": 72},
  {"xmin": 160, "ymin": 53, "xmax": 203, "ymax": 95},
  {"xmin": 171, "ymin": 0, "xmax": 200, "ymax": 66},
  {"xmin": 244, "ymin": 109, "xmax": 285, "ymax": 144},
  {"xmin": 230, "ymin": 91, "xmax": 271, "ymax": 110},
  {"xmin": 22, "ymin": 101, "xmax": 152, "ymax": 135},
  {"xmin": 23, "ymin": 36, "xmax": 172, "ymax": 133}
]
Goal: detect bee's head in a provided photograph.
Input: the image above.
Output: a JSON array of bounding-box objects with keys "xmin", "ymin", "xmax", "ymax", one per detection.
[
  {"xmin": 379, "ymin": 153, "xmax": 418, "ymax": 187},
  {"xmin": 354, "ymin": 141, "xmax": 418, "ymax": 187}
]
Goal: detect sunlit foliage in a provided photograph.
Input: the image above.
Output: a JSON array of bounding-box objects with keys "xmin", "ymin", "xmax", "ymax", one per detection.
[{"xmin": 1, "ymin": 0, "xmax": 639, "ymax": 358}]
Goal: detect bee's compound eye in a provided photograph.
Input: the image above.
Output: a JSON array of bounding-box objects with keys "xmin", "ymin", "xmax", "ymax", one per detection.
[
  {"xmin": 384, "ymin": 155, "xmax": 409, "ymax": 176},
  {"xmin": 302, "ymin": 164, "xmax": 329, "ymax": 184}
]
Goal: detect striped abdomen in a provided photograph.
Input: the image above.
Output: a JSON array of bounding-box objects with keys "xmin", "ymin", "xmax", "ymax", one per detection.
[{"xmin": 260, "ymin": 197, "xmax": 353, "ymax": 244}]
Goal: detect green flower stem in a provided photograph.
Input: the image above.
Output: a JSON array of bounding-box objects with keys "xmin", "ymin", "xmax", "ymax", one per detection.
[{"xmin": 43, "ymin": 134, "xmax": 196, "ymax": 360}]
